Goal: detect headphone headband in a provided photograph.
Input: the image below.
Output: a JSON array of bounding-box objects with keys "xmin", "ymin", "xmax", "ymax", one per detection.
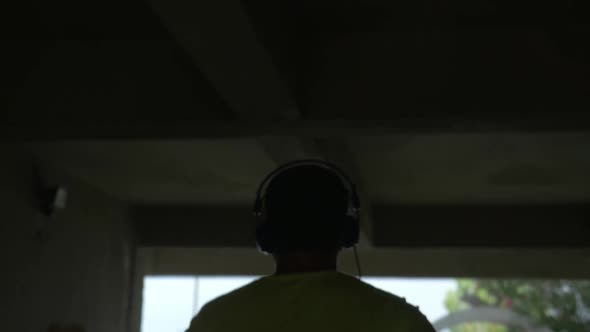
[
  {"xmin": 253, "ymin": 159, "xmax": 362, "ymax": 254},
  {"xmin": 253, "ymin": 159, "xmax": 360, "ymax": 217}
]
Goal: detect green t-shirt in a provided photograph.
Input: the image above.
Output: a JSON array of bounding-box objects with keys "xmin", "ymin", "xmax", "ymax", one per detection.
[{"xmin": 187, "ymin": 271, "xmax": 435, "ymax": 332}]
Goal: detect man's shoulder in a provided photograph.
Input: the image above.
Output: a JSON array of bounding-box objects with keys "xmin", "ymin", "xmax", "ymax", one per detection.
[
  {"xmin": 355, "ymin": 279, "xmax": 414, "ymax": 308},
  {"xmin": 350, "ymin": 278, "xmax": 435, "ymax": 331},
  {"xmin": 188, "ymin": 274, "xmax": 435, "ymax": 332},
  {"xmin": 186, "ymin": 279, "xmax": 262, "ymax": 331},
  {"xmin": 200, "ymin": 277, "xmax": 264, "ymax": 310}
]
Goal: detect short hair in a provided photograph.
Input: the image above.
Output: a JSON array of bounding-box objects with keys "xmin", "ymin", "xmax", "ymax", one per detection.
[{"xmin": 264, "ymin": 165, "xmax": 350, "ymax": 251}]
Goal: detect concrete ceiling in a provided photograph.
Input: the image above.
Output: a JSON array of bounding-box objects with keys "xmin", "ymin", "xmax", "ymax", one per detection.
[
  {"xmin": 5, "ymin": 0, "xmax": 590, "ymax": 276},
  {"xmin": 352, "ymin": 133, "xmax": 590, "ymax": 204},
  {"xmin": 34, "ymin": 140, "xmax": 275, "ymax": 204},
  {"xmin": 241, "ymin": 0, "xmax": 590, "ymax": 118},
  {"xmin": 34, "ymin": 133, "xmax": 590, "ymax": 205},
  {"xmin": 4, "ymin": 0, "xmax": 589, "ymax": 131}
]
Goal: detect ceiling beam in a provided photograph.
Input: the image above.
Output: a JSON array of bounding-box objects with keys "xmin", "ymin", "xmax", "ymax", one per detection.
[
  {"xmin": 136, "ymin": 203, "xmax": 590, "ymax": 276},
  {"xmin": 134, "ymin": 204, "xmax": 590, "ymax": 248},
  {"xmin": 146, "ymin": 0, "xmax": 296, "ymax": 120},
  {"xmin": 134, "ymin": 206, "xmax": 256, "ymax": 247},
  {"xmin": 259, "ymin": 137, "xmax": 323, "ymax": 165},
  {"xmin": 142, "ymin": 247, "xmax": 590, "ymax": 278},
  {"xmin": 146, "ymin": 0, "xmax": 325, "ymax": 170},
  {"xmin": 5, "ymin": 113, "xmax": 590, "ymax": 141},
  {"xmin": 372, "ymin": 204, "xmax": 590, "ymax": 248}
]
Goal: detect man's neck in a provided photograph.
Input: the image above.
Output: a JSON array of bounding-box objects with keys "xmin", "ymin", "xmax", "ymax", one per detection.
[{"xmin": 274, "ymin": 252, "xmax": 338, "ymax": 275}]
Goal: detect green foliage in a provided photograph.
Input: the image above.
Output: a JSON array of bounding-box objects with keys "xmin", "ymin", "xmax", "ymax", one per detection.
[
  {"xmin": 444, "ymin": 279, "xmax": 590, "ymax": 332},
  {"xmin": 450, "ymin": 322, "xmax": 508, "ymax": 332}
]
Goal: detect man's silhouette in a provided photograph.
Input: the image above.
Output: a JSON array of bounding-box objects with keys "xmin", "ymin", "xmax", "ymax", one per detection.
[{"xmin": 187, "ymin": 160, "xmax": 435, "ymax": 332}]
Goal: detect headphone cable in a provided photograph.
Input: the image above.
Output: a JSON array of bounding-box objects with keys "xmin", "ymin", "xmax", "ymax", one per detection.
[{"xmin": 353, "ymin": 245, "xmax": 363, "ymax": 279}]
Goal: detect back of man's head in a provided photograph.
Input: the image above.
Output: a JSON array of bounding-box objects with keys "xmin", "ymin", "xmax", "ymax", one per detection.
[{"xmin": 263, "ymin": 165, "xmax": 350, "ymax": 252}]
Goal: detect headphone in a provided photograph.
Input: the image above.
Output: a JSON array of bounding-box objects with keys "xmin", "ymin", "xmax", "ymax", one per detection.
[{"xmin": 253, "ymin": 159, "xmax": 361, "ymax": 254}]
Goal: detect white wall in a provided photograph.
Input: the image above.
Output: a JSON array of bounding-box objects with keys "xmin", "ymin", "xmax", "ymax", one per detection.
[{"xmin": 0, "ymin": 144, "xmax": 136, "ymax": 332}]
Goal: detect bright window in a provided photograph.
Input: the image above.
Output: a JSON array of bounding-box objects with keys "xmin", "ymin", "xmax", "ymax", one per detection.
[
  {"xmin": 141, "ymin": 276, "xmax": 590, "ymax": 332},
  {"xmin": 141, "ymin": 276, "xmax": 455, "ymax": 332}
]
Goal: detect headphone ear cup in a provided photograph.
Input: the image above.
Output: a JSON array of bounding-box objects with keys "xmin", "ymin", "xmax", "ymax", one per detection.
[
  {"xmin": 256, "ymin": 222, "xmax": 276, "ymax": 254},
  {"xmin": 340, "ymin": 216, "xmax": 360, "ymax": 248}
]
